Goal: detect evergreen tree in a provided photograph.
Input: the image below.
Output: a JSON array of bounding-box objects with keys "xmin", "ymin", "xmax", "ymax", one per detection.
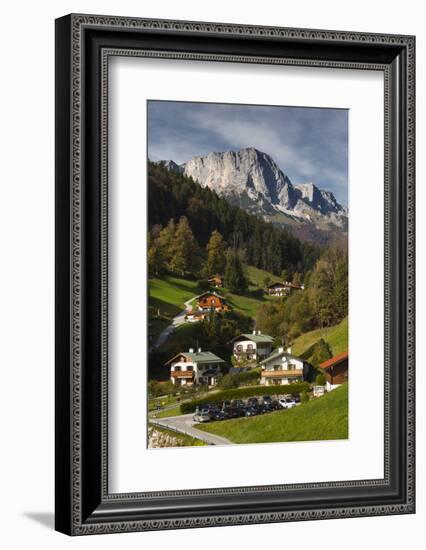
[
  {"xmin": 224, "ymin": 249, "xmax": 248, "ymax": 293},
  {"xmin": 147, "ymin": 233, "xmax": 165, "ymax": 277},
  {"xmin": 281, "ymin": 269, "xmax": 289, "ymax": 282},
  {"xmin": 205, "ymin": 230, "xmax": 227, "ymax": 275},
  {"xmin": 169, "ymin": 216, "xmax": 200, "ymax": 277},
  {"xmin": 148, "ymin": 162, "xmax": 321, "ymax": 277},
  {"xmin": 157, "ymin": 219, "xmax": 176, "ymax": 268},
  {"xmin": 310, "ymin": 338, "xmax": 332, "ymax": 368},
  {"xmin": 292, "ymin": 271, "xmax": 302, "ymax": 286}
]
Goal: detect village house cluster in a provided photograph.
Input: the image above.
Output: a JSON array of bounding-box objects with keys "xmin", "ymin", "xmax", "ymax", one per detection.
[
  {"xmin": 167, "ymin": 342, "xmax": 348, "ymax": 396},
  {"xmin": 165, "ymin": 280, "xmax": 348, "ymax": 392},
  {"xmin": 166, "ymin": 333, "xmax": 348, "ymax": 390}
]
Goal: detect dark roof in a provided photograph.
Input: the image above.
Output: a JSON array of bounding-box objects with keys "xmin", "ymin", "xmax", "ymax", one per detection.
[
  {"xmin": 286, "ymin": 282, "xmax": 304, "ymax": 290},
  {"xmin": 200, "ymin": 368, "xmax": 221, "ymax": 377},
  {"xmin": 267, "ymin": 281, "xmax": 304, "ymax": 290},
  {"xmin": 319, "ymin": 351, "xmax": 349, "ymax": 370},
  {"xmin": 267, "ymin": 282, "xmax": 287, "ymax": 289}
]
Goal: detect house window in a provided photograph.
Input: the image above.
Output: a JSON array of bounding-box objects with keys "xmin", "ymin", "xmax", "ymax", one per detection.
[
  {"xmin": 273, "ymin": 365, "xmax": 281, "ymax": 371},
  {"xmin": 174, "ymin": 366, "xmax": 181, "ymax": 371},
  {"xmin": 288, "ymin": 364, "xmax": 296, "ymax": 371},
  {"xmin": 236, "ymin": 345, "xmax": 243, "ymax": 352},
  {"xmin": 186, "ymin": 366, "xmax": 193, "ymax": 371},
  {"xmin": 247, "ymin": 344, "xmax": 254, "ymax": 350}
]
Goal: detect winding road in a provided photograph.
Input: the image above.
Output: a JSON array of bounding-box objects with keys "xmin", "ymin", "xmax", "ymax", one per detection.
[
  {"xmin": 150, "ymin": 413, "xmax": 232, "ymax": 446},
  {"xmin": 150, "ymin": 297, "xmax": 194, "ymax": 351}
]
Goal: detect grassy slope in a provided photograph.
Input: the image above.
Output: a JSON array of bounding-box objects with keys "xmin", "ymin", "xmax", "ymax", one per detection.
[
  {"xmin": 245, "ymin": 265, "xmax": 282, "ymax": 287},
  {"xmin": 291, "ymin": 317, "xmax": 348, "ymax": 357},
  {"xmin": 223, "ymin": 265, "xmax": 280, "ymax": 317},
  {"xmin": 149, "ymin": 268, "xmax": 279, "ymax": 321},
  {"xmin": 149, "ymin": 276, "xmax": 199, "ymax": 316},
  {"xmin": 226, "ymin": 291, "xmax": 270, "ymax": 317},
  {"xmin": 198, "ymin": 383, "xmax": 348, "ymax": 444},
  {"xmin": 150, "ymin": 405, "xmax": 183, "ymax": 419}
]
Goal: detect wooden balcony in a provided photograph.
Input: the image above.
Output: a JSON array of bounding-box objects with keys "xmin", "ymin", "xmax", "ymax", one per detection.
[
  {"xmin": 171, "ymin": 370, "xmax": 194, "ymax": 379},
  {"xmin": 261, "ymin": 369, "xmax": 303, "ymax": 378}
]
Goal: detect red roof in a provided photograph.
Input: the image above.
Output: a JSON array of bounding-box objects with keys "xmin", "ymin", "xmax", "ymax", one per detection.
[{"xmin": 319, "ymin": 351, "xmax": 349, "ymax": 370}]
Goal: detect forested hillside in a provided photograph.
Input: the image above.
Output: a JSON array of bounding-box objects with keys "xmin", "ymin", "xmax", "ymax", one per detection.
[
  {"xmin": 255, "ymin": 245, "xmax": 348, "ymax": 343},
  {"xmin": 148, "ymin": 162, "xmax": 319, "ymax": 278}
]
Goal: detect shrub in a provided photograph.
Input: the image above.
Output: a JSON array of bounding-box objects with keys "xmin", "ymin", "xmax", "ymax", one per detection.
[
  {"xmin": 217, "ymin": 369, "xmax": 260, "ymax": 390},
  {"xmin": 217, "ymin": 374, "xmax": 239, "ymax": 390},
  {"xmin": 300, "ymin": 391, "xmax": 309, "ymax": 403},
  {"xmin": 180, "ymin": 382, "xmax": 310, "ymax": 413},
  {"xmin": 315, "ymin": 373, "xmax": 326, "ymax": 385},
  {"xmin": 251, "ymin": 288, "xmax": 265, "ymax": 299},
  {"xmin": 310, "ymin": 338, "xmax": 332, "ymax": 368}
]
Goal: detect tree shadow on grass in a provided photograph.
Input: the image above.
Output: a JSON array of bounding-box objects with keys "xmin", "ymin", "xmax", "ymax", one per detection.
[{"xmin": 149, "ymin": 296, "xmax": 182, "ymax": 318}]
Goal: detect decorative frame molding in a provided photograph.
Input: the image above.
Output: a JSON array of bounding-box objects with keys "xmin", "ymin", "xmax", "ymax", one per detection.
[{"xmin": 55, "ymin": 14, "xmax": 415, "ymax": 535}]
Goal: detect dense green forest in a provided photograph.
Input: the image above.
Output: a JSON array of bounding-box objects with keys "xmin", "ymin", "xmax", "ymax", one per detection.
[{"xmin": 148, "ymin": 162, "xmax": 319, "ymax": 278}]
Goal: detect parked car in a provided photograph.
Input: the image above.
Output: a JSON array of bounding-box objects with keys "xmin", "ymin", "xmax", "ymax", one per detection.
[
  {"xmin": 262, "ymin": 395, "xmax": 272, "ymax": 405},
  {"xmin": 247, "ymin": 397, "xmax": 259, "ymax": 407},
  {"xmin": 244, "ymin": 406, "xmax": 258, "ymax": 417},
  {"xmin": 220, "ymin": 400, "xmax": 231, "ymax": 410},
  {"xmin": 269, "ymin": 400, "xmax": 280, "ymax": 410},
  {"xmin": 209, "ymin": 409, "xmax": 226, "ymax": 421},
  {"xmin": 231, "ymin": 407, "xmax": 245, "ymax": 418},
  {"xmin": 278, "ymin": 397, "xmax": 297, "ymax": 409},
  {"xmin": 198, "ymin": 402, "xmax": 213, "ymax": 412},
  {"xmin": 232, "ymin": 399, "xmax": 245, "ymax": 409},
  {"xmin": 193, "ymin": 411, "xmax": 211, "ymax": 422},
  {"xmin": 291, "ymin": 393, "xmax": 301, "ymax": 403}
]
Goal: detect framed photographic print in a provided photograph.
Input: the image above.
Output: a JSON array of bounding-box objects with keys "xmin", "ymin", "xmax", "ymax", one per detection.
[{"xmin": 55, "ymin": 14, "xmax": 415, "ymax": 535}]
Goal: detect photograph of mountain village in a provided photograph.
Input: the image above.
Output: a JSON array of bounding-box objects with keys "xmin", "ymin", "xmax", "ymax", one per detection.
[{"xmin": 147, "ymin": 101, "xmax": 349, "ymax": 449}]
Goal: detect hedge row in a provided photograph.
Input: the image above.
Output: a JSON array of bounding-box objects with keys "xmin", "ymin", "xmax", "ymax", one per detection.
[
  {"xmin": 217, "ymin": 368, "xmax": 261, "ymax": 389},
  {"xmin": 180, "ymin": 382, "xmax": 310, "ymax": 414}
]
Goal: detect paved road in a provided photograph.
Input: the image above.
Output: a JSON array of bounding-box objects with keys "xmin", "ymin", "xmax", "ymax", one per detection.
[
  {"xmin": 150, "ymin": 298, "xmax": 194, "ymax": 351},
  {"xmin": 150, "ymin": 413, "xmax": 232, "ymax": 446}
]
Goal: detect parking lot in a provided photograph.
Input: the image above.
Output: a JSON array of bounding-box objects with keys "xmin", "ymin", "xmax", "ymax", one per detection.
[
  {"xmin": 149, "ymin": 394, "xmax": 303, "ymax": 446},
  {"xmin": 193, "ymin": 394, "xmax": 301, "ymax": 423}
]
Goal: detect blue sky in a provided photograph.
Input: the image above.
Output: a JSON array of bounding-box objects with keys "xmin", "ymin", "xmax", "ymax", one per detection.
[{"xmin": 148, "ymin": 100, "xmax": 348, "ymax": 206}]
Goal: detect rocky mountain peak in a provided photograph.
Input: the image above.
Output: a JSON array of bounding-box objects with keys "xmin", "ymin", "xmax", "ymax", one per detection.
[{"xmin": 155, "ymin": 147, "xmax": 347, "ymax": 239}]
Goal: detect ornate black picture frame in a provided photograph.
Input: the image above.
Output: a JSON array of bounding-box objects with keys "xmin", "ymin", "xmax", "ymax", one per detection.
[{"xmin": 55, "ymin": 14, "xmax": 415, "ymax": 535}]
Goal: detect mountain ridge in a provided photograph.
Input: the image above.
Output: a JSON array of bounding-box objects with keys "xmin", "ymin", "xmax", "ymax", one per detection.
[{"xmin": 155, "ymin": 148, "xmax": 348, "ymax": 244}]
